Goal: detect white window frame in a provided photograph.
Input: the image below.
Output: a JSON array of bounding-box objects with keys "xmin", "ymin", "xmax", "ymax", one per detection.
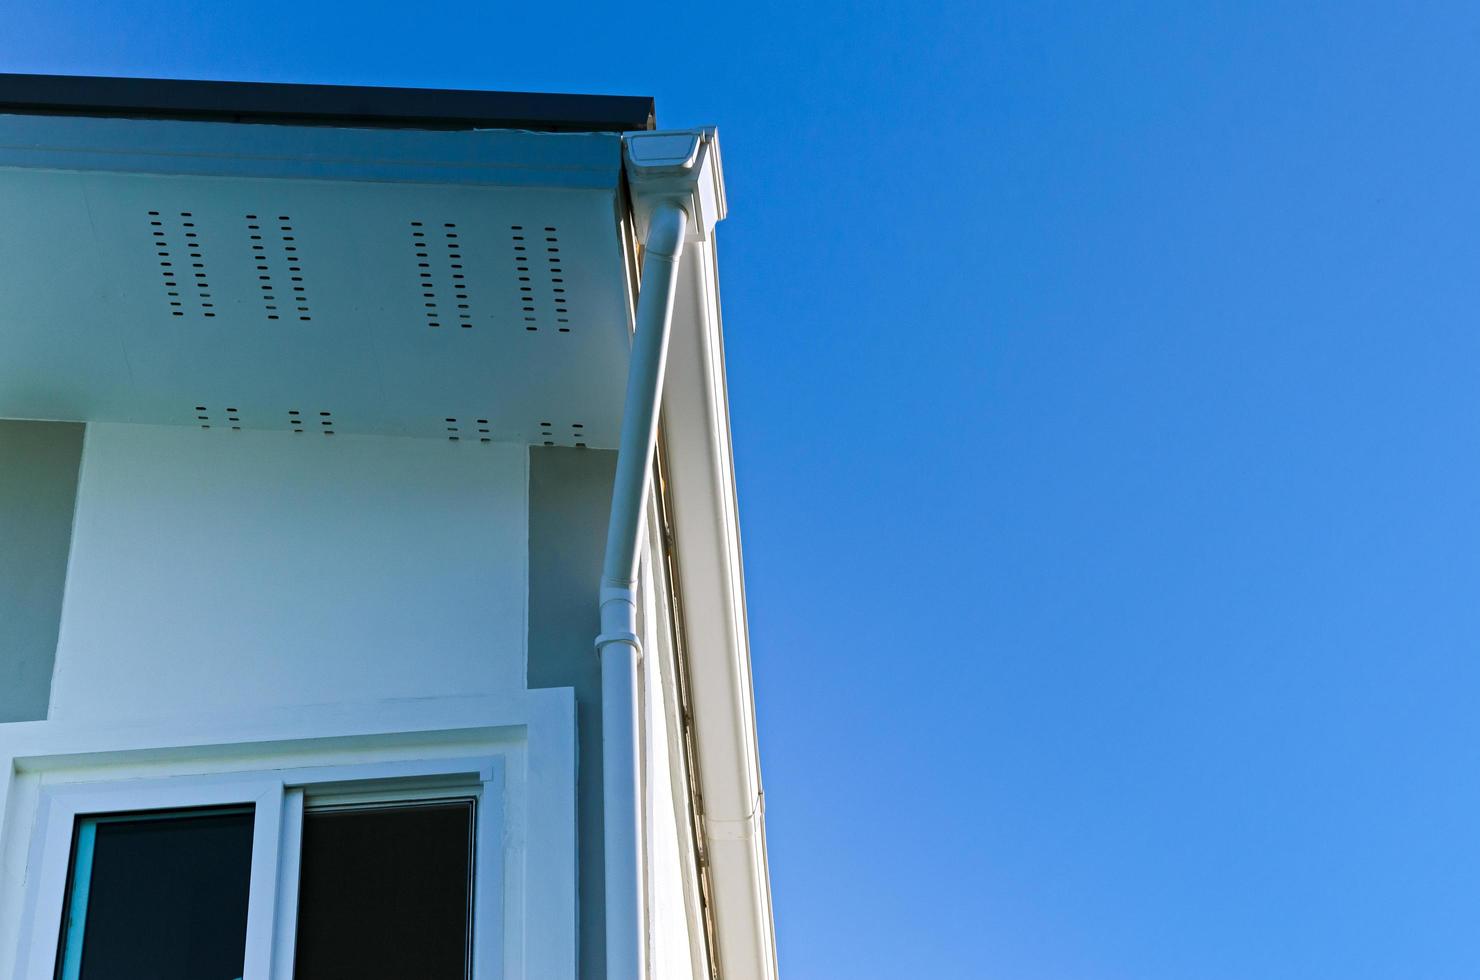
[{"xmin": 15, "ymin": 756, "xmax": 504, "ymax": 980}]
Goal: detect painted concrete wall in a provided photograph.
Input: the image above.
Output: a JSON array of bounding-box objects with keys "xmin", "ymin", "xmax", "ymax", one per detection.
[
  {"xmin": 0, "ymin": 425, "xmax": 698, "ymax": 977},
  {"xmin": 528, "ymin": 448, "xmax": 711, "ymax": 980},
  {"xmin": 527, "ymin": 445, "xmax": 616, "ymax": 980},
  {"xmin": 49, "ymin": 423, "xmax": 528, "ymax": 723},
  {"xmin": 0, "ymin": 421, "xmax": 83, "ymax": 723}
]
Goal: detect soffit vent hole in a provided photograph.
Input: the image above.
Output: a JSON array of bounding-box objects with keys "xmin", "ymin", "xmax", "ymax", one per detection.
[
  {"xmin": 247, "ymin": 214, "xmax": 311, "ymax": 321},
  {"xmin": 510, "ymin": 225, "xmax": 569, "ymax": 333},
  {"xmin": 546, "ymin": 228, "xmax": 568, "ymax": 332},
  {"xmin": 442, "ymin": 417, "xmax": 496, "ymax": 443},
  {"xmin": 415, "ymin": 221, "xmax": 476, "ymax": 330},
  {"xmin": 512, "ymin": 225, "xmax": 541, "ymax": 332},
  {"xmin": 413, "ymin": 221, "xmax": 437, "ymax": 328},
  {"xmin": 446, "ymin": 223, "xmax": 472, "ymax": 328},
  {"xmin": 151, "ymin": 211, "xmax": 214, "ymax": 318}
]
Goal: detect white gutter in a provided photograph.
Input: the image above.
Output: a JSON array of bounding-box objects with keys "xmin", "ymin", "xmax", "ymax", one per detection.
[
  {"xmin": 656, "ymin": 209, "xmax": 779, "ymax": 979},
  {"xmin": 599, "ymin": 130, "xmax": 724, "ymax": 980}
]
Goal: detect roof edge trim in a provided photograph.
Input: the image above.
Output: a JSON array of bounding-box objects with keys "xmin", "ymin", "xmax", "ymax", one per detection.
[{"xmin": 0, "ymin": 73, "xmax": 655, "ymax": 133}]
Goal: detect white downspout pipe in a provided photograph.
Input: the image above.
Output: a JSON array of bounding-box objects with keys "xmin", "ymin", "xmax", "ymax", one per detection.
[{"xmin": 597, "ymin": 201, "xmax": 688, "ymax": 980}]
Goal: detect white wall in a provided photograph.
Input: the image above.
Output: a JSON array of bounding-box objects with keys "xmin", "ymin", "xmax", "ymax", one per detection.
[{"xmin": 49, "ymin": 423, "xmax": 528, "ymax": 723}]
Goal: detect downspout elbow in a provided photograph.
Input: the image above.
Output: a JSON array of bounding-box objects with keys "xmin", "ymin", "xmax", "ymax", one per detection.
[{"xmin": 640, "ymin": 204, "xmax": 687, "ymax": 261}]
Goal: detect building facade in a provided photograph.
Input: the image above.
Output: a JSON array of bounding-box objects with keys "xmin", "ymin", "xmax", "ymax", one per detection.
[{"xmin": 0, "ymin": 75, "xmax": 774, "ymax": 979}]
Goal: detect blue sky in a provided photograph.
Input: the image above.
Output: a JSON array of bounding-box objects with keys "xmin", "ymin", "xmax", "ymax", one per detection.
[{"xmin": 10, "ymin": 2, "xmax": 1480, "ymax": 976}]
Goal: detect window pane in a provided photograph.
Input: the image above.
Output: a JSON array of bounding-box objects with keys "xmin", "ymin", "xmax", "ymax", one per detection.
[
  {"xmin": 56, "ymin": 807, "xmax": 255, "ymax": 980},
  {"xmin": 294, "ymin": 800, "xmax": 475, "ymax": 980}
]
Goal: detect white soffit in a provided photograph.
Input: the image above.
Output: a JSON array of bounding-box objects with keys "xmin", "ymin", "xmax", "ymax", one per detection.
[{"xmin": 0, "ymin": 115, "xmax": 635, "ymax": 447}]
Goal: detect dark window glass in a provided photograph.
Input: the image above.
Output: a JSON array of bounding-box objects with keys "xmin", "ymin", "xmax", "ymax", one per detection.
[
  {"xmin": 294, "ymin": 800, "xmax": 475, "ymax": 980},
  {"xmin": 55, "ymin": 807, "xmax": 255, "ymax": 980}
]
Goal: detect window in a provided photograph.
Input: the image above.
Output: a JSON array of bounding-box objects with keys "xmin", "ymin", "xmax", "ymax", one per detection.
[
  {"xmin": 21, "ymin": 759, "xmax": 502, "ymax": 980},
  {"xmin": 294, "ymin": 801, "xmax": 476, "ymax": 979},
  {"xmin": 56, "ymin": 807, "xmax": 255, "ymax": 980}
]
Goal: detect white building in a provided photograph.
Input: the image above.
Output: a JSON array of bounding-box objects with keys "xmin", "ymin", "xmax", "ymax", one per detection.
[{"xmin": 0, "ymin": 74, "xmax": 775, "ymax": 980}]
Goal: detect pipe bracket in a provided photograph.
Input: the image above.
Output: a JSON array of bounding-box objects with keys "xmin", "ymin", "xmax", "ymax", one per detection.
[{"xmin": 595, "ymin": 631, "xmax": 642, "ymax": 655}]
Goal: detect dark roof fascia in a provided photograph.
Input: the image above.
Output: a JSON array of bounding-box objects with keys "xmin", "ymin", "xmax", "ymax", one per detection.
[{"xmin": 0, "ymin": 73, "xmax": 655, "ymax": 133}]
